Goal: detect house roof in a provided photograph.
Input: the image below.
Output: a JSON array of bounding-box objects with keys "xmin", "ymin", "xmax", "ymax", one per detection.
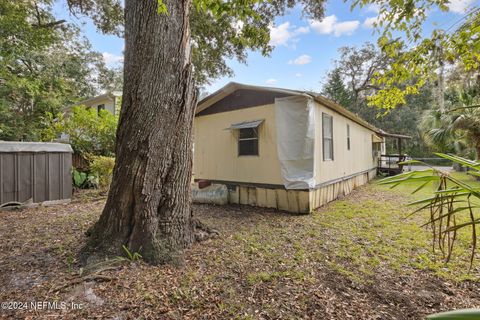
[
  {"xmin": 197, "ymin": 82, "xmax": 392, "ymax": 136},
  {"xmin": 378, "ymin": 131, "xmax": 412, "ymax": 140},
  {"xmin": 76, "ymin": 91, "xmax": 122, "ymax": 106}
]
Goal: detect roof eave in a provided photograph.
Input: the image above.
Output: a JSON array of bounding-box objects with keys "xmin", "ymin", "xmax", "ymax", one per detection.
[
  {"xmin": 72, "ymin": 92, "xmax": 118, "ymax": 108},
  {"xmin": 378, "ymin": 131, "xmax": 412, "ymax": 139},
  {"xmin": 196, "ymin": 82, "xmax": 387, "ymax": 135},
  {"xmin": 196, "ymin": 82, "xmax": 308, "ymax": 114}
]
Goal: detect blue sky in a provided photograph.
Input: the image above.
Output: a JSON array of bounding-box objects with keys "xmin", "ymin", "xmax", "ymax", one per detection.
[{"xmin": 54, "ymin": 0, "xmax": 478, "ymax": 94}]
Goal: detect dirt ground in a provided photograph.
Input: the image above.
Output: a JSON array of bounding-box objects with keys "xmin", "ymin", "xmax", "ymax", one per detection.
[{"xmin": 0, "ymin": 185, "xmax": 479, "ymax": 320}]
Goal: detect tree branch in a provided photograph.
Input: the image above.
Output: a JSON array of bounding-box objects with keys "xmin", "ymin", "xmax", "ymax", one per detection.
[{"xmin": 32, "ymin": 20, "xmax": 67, "ymax": 28}]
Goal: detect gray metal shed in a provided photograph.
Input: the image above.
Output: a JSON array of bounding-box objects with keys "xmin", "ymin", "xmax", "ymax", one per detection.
[{"xmin": 0, "ymin": 142, "xmax": 73, "ymax": 206}]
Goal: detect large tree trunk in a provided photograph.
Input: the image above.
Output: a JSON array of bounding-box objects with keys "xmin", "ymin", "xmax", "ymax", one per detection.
[{"xmin": 82, "ymin": 0, "xmax": 196, "ymax": 265}]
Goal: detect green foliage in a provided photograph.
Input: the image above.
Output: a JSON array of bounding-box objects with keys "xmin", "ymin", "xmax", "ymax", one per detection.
[
  {"xmin": 65, "ymin": 0, "xmax": 326, "ymax": 86},
  {"xmin": 420, "ymin": 79, "xmax": 480, "ymax": 158},
  {"xmin": 97, "ymin": 66, "xmax": 123, "ymax": 93},
  {"xmin": 122, "ymin": 245, "xmax": 142, "ymax": 262},
  {"xmin": 427, "ymin": 309, "xmax": 480, "ymax": 319},
  {"xmin": 73, "ymin": 169, "xmax": 86, "ymax": 188},
  {"xmin": 349, "ymin": 1, "xmax": 479, "ymax": 110},
  {"xmin": 114, "ymin": 96, "xmax": 122, "ymax": 115},
  {"xmin": 72, "ymin": 168, "xmax": 98, "ymax": 189},
  {"xmin": 321, "ymin": 68, "xmax": 354, "ymax": 108},
  {"xmin": 42, "ymin": 106, "xmax": 118, "ymax": 157},
  {"xmin": 89, "ymin": 156, "xmax": 115, "ymax": 188},
  {"xmin": 0, "ymin": 0, "xmax": 121, "ymax": 141},
  {"xmin": 185, "ymin": 0, "xmax": 325, "ymax": 85},
  {"xmin": 156, "ymin": 0, "xmax": 168, "ymax": 14},
  {"xmin": 63, "ymin": 0, "xmax": 123, "ymax": 36},
  {"xmin": 379, "ymin": 153, "xmax": 480, "ymax": 269},
  {"xmin": 322, "ymin": 43, "xmax": 433, "ymax": 157}
]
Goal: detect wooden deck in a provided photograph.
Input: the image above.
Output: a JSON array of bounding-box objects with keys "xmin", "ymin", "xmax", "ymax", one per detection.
[{"xmin": 378, "ymin": 154, "xmax": 407, "ymax": 176}]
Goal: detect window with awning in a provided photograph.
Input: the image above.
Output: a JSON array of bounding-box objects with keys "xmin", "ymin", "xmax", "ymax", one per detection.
[
  {"xmin": 226, "ymin": 119, "xmax": 263, "ymax": 156},
  {"xmin": 226, "ymin": 119, "xmax": 264, "ymax": 130}
]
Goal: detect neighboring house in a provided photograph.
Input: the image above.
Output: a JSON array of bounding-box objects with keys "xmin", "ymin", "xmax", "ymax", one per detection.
[
  {"xmin": 75, "ymin": 91, "xmax": 122, "ymax": 115},
  {"xmin": 193, "ymin": 82, "xmax": 392, "ymax": 213}
]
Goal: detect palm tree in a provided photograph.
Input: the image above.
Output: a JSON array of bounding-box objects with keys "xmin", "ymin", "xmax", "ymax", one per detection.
[{"xmin": 420, "ymin": 87, "xmax": 480, "ymax": 159}]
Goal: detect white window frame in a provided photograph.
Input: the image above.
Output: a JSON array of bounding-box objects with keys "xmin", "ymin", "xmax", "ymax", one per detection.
[
  {"xmin": 322, "ymin": 113, "xmax": 334, "ymax": 161},
  {"xmin": 238, "ymin": 127, "xmax": 259, "ymax": 156}
]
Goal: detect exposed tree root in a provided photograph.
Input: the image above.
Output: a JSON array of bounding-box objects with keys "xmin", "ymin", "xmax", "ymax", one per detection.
[{"xmin": 51, "ymin": 275, "xmax": 114, "ymax": 293}]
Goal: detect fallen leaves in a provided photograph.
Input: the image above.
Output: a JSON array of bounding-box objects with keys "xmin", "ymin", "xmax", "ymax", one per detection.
[{"xmin": 0, "ymin": 187, "xmax": 479, "ymax": 319}]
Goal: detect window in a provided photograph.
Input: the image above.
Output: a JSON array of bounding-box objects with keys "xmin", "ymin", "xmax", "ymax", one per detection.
[
  {"xmin": 372, "ymin": 142, "xmax": 381, "ymax": 159},
  {"xmin": 322, "ymin": 113, "xmax": 333, "ymax": 160},
  {"xmin": 347, "ymin": 124, "xmax": 351, "ymax": 150},
  {"xmin": 238, "ymin": 128, "xmax": 259, "ymax": 156},
  {"xmin": 97, "ymin": 104, "xmax": 105, "ymax": 114}
]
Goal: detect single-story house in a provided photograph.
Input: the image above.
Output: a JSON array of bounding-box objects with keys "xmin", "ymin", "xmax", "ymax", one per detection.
[
  {"xmin": 73, "ymin": 91, "xmax": 122, "ymax": 115},
  {"xmin": 193, "ymin": 82, "xmax": 391, "ymax": 213}
]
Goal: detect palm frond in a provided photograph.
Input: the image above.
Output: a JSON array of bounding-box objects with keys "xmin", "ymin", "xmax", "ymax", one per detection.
[{"xmin": 378, "ymin": 153, "xmax": 480, "ymax": 269}]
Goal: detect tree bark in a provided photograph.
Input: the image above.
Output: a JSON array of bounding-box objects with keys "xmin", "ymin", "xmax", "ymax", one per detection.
[{"xmin": 82, "ymin": 0, "xmax": 196, "ymax": 265}]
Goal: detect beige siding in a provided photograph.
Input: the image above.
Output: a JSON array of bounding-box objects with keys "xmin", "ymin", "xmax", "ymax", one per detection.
[
  {"xmin": 193, "ymin": 104, "xmax": 283, "ymax": 185},
  {"xmin": 314, "ymin": 101, "xmax": 377, "ymax": 185},
  {"xmin": 83, "ymin": 98, "xmax": 116, "ymax": 115},
  {"xmin": 309, "ymin": 168, "xmax": 377, "ymax": 211}
]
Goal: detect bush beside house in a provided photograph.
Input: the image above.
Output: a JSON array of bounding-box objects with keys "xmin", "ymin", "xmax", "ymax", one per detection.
[{"xmin": 42, "ymin": 106, "xmax": 117, "ymax": 189}]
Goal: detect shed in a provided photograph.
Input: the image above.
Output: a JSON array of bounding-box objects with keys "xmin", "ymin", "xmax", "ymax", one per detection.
[
  {"xmin": 0, "ymin": 142, "xmax": 73, "ymax": 206},
  {"xmin": 193, "ymin": 82, "xmax": 396, "ymax": 213}
]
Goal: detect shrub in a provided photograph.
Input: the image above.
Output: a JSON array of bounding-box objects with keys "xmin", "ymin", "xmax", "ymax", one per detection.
[
  {"xmin": 42, "ymin": 106, "xmax": 118, "ymax": 157},
  {"xmin": 89, "ymin": 155, "xmax": 115, "ymax": 188},
  {"xmin": 72, "ymin": 168, "xmax": 98, "ymax": 189}
]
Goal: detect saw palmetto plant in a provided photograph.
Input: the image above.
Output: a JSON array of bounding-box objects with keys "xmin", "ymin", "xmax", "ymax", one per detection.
[
  {"xmin": 379, "ymin": 153, "xmax": 480, "ymax": 269},
  {"xmin": 419, "ymin": 87, "xmax": 480, "ymax": 158}
]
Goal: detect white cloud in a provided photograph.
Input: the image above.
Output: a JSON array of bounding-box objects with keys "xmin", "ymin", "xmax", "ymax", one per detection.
[
  {"xmin": 309, "ymin": 15, "xmax": 337, "ymax": 34},
  {"xmin": 288, "ymin": 54, "xmax": 312, "ymax": 65},
  {"xmin": 447, "ymin": 0, "xmax": 475, "ymax": 13},
  {"xmin": 269, "ymin": 22, "xmax": 310, "ymax": 46},
  {"xmin": 102, "ymin": 52, "xmax": 123, "ymax": 65},
  {"xmin": 309, "ymin": 15, "xmax": 360, "ymax": 37},
  {"xmin": 295, "ymin": 26, "xmax": 310, "ymax": 34},
  {"xmin": 269, "ymin": 22, "xmax": 291, "ymax": 46},
  {"xmin": 333, "ymin": 20, "xmax": 360, "ymax": 36},
  {"xmin": 265, "ymin": 78, "xmax": 278, "ymax": 85},
  {"xmin": 295, "ymin": 73, "xmax": 303, "ymax": 77},
  {"xmin": 363, "ymin": 16, "xmax": 379, "ymax": 28}
]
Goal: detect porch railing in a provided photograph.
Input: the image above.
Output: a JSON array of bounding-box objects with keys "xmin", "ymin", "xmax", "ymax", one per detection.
[{"xmin": 378, "ymin": 154, "xmax": 407, "ymax": 174}]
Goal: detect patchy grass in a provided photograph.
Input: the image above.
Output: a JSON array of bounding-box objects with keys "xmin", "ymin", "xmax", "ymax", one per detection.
[
  {"xmin": 0, "ymin": 179, "xmax": 479, "ymax": 319},
  {"xmin": 375, "ymin": 171, "xmax": 480, "ymax": 279},
  {"xmin": 314, "ymin": 183, "xmax": 478, "ymax": 283}
]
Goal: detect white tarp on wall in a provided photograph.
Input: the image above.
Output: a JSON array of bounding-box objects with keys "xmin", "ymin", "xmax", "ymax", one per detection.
[{"xmin": 275, "ymin": 96, "xmax": 316, "ymax": 189}]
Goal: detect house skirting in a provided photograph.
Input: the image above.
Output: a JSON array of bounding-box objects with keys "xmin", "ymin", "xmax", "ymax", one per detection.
[
  {"xmin": 308, "ymin": 168, "xmax": 377, "ymax": 212},
  {"xmin": 195, "ymin": 168, "xmax": 377, "ymax": 213}
]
